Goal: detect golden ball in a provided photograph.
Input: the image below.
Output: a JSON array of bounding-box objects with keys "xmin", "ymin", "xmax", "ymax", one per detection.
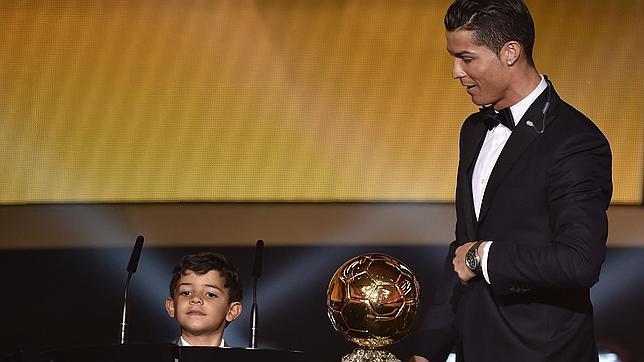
[{"xmin": 326, "ymin": 253, "xmax": 421, "ymax": 349}]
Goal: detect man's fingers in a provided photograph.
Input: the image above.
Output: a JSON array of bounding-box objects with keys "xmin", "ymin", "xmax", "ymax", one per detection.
[{"xmin": 409, "ymin": 356, "xmax": 430, "ymax": 362}]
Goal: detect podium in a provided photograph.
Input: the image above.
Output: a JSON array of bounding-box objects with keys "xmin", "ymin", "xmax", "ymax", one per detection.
[
  {"xmin": 42, "ymin": 344, "xmax": 177, "ymax": 362},
  {"xmin": 41, "ymin": 343, "xmax": 318, "ymax": 362},
  {"xmin": 179, "ymin": 346, "xmax": 314, "ymax": 362}
]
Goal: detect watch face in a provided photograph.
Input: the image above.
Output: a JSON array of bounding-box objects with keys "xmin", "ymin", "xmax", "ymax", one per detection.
[{"xmin": 465, "ymin": 250, "xmax": 478, "ymax": 270}]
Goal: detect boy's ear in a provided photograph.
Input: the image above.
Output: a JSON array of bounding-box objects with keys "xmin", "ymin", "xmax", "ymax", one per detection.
[
  {"xmin": 165, "ymin": 297, "xmax": 176, "ymax": 318},
  {"xmin": 225, "ymin": 302, "xmax": 243, "ymax": 323}
]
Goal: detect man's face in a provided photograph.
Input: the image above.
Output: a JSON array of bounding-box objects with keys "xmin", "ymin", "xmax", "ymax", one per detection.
[
  {"xmin": 165, "ymin": 270, "xmax": 241, "ymax": 338},
  {"xmin": 446, "ymin": 29, "xmax": 511, "ymax": 108}
]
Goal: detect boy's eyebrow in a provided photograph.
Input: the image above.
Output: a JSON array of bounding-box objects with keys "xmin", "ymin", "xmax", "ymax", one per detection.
[
  {"xmin": 176, "ymin": 282, "xmax": 224, "ymax": 291},
  {"xmin": 204, "ymin": 284, "xmax": 224, "ymax": 291}
]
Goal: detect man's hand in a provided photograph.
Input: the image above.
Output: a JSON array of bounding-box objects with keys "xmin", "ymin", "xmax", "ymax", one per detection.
[
  {"xmin": 408, "ymin": 355, "xmax": 430, "ymax": 362},
  {"xmin": 453, "ymin": 241, "xmax": 487, "ymax": 284}
]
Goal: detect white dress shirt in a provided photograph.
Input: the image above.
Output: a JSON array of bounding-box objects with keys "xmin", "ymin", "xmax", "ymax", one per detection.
[
  {"xmin": 179, "ymin": 335, "xmax": 226, "ymax": 347},
  {"xmin": 472, "ymin": 75, "xmax": 548, "ymax": 284}
]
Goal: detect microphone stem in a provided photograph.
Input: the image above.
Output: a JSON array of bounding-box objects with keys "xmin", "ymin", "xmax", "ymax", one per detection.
[
  {"xmin": 120, "ymin": 273, "xmax": 132, "ymax": 345},
  {"xmin": 249, "ymin": 277, "xmax": 258, "ymax": 348}
]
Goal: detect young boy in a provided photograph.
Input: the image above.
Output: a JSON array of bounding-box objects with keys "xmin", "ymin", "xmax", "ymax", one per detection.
[{"xmin": 165, "ymin": 252, "xmax": 243, "ymax": 347}]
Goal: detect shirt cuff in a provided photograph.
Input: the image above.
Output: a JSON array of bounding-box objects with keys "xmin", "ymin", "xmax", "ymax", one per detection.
[{"xmin": 481, "ymin": 241, "xmax": 493, "ymax": 284}]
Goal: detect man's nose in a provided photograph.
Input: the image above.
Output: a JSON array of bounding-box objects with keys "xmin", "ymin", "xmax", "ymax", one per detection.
[
  {"xmin": 452, "ymin": 59, "xmax": 465, "ymax": 79},
  {"xmin": 189, "ymin": 297, "xmax": 203, "ymax": 305}
]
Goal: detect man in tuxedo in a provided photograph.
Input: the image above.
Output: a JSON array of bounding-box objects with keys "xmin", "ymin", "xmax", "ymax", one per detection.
[{"xmin": 409, "ymin": 1, "xmax": 612, "ymax": 361}]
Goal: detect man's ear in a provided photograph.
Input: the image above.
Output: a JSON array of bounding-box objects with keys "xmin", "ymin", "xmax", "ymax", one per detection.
[
  {"xmin": 225, "ymin": 302, "xmax": 243, "ymax": 323},
  {"xmin": 165, "ymin": 297, "xmax": 176, "ymax": 318},
  {"xmin": 502, "ymin": 40, "xmax": 522, "ymax": 66}
]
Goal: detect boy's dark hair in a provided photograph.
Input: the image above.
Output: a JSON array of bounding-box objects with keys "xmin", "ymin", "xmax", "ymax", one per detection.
[
  {"xmin": 169, "ymin": 252, "xmax": 243, "ymax": 303},
  {"xmin": 444, "ymin": 0, "xmax": 536, "ymax": 66}
]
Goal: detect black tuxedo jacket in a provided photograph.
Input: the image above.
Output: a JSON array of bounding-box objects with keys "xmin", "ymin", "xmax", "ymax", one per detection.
[{"xmin": 413, "ymin": 81, "xmax": 612, "ymax": 362}]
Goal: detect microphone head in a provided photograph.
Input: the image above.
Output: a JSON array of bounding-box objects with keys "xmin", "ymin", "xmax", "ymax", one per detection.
[
  {"xmin": 135, "ymin": 235, "xmax": 144, "ymax": 244},
  {"xmin": 126, "ymin": 235, "xmax": 145, "ymax": 274},
  {"xmin": 252, "ymin": 239, "xmax": 264, "ymax": 278},
  {"xmin": 542, "ymin": 101, "xmax": 550, "ymax": 115}
]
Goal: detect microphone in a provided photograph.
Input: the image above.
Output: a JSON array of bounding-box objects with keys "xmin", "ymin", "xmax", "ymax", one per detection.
[
  {"xmin": 252, "ymin": 239, "xmax": 264, "ymax": 279},
  {"xmin": 127, "ymin": 235, "xmax": 145, "ymax": 275},
  {"xmin": 249, "ymin": 239, "xmax": 264, "ymax": 349},
  {"xmin": 527, "ymin": 78, "xmax": 552, "ymax": 134},
  {"xmin": 120, "ymin": 235, "xmax": 144, "ymax": 345}
]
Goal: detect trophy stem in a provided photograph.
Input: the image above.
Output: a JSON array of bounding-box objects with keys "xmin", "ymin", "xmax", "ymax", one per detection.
[{"xmin": 341, "ymin": 348, "xmax": 401, "ymax": 362}]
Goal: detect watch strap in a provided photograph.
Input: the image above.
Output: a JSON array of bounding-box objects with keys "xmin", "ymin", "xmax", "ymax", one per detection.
[{"xmin": 467, "ymin": 240, "xmax": 484, "ymax": 275}]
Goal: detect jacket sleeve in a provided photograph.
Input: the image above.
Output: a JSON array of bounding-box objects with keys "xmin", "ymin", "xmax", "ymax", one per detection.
[
  {"xmin": 487, "ymin": 128, "xmax": 612, "ymax": 294},
  {"xmin": 409, "ymin": 242, "xmax": 460, "ymax": 361}
]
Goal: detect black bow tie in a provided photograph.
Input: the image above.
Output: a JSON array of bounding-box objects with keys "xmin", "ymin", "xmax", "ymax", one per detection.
[{"xmin": 480, "ymin": 106, "xmax": 515, "ymax": 131}]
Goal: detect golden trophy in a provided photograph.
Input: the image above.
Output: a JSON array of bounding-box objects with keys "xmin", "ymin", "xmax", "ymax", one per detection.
[{"xmin": 327, "ymin": 253, "xmax": 421, "ymax": 362}]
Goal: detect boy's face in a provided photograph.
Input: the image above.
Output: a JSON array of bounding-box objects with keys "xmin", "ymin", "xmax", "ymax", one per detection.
[{"xmin": 165, "ymin": 270, "xmax": 242, "ymax": 338}]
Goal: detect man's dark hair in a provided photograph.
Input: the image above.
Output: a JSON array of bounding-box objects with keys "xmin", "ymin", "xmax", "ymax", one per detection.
[
  {"xmin": 444, "ymin": 0, "xmax": 535, "ymax": 66},
  {"xmin": 169, "ymin": 252, "xmax": 243, "ymax": 303}
]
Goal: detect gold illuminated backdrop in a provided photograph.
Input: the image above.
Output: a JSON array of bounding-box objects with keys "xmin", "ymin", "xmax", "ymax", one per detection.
[{"xmin": 0, "ymin": 0, "xmax": 642, "ymax": 204}]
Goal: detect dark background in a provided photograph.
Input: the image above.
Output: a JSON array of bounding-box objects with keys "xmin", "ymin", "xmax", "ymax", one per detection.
[{"xmin": 2, "ymin": 245, "xmax": 643, "ymax": 361}]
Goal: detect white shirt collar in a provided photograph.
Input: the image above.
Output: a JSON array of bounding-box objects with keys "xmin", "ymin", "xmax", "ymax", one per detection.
[
  {"xmin": 509, "ymin": 75, "xmax": 548, "ymax": 126},
  {"xmin": 180, "ymin": 335, "xmax": 226, "ymax": 348}
]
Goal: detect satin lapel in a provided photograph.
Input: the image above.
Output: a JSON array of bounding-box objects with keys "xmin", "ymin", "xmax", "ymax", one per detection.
[
  {"xmin": 461, "ymin": 118, "xmax": 488, "ymax": 178},
  {"xmin": 478, "ymin": 84, "xmax": 561, "ymax": 223},
  {"xmin": 459, "ymin": 115, "xmax": 487, "ymax": 239}
]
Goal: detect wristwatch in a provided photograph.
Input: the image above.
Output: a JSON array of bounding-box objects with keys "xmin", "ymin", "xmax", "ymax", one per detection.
[{"xmin": 465, "ymin": 240, "xmax": 484, "ymax": 275}]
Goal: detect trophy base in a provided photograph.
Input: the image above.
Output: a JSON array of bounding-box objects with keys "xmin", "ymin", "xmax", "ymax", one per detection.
[{"xmin": 341, "ymin": 348, "xmax": 401, "ymax": 362}]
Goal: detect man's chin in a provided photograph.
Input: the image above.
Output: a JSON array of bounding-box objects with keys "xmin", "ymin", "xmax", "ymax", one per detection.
[
  {"xmin": 470, "ymin": 95, "xmax": 493, "ymax": 107},
  {"xmin": 468, "ymin": 94, "xmax": 482, "ymax": 105}
]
